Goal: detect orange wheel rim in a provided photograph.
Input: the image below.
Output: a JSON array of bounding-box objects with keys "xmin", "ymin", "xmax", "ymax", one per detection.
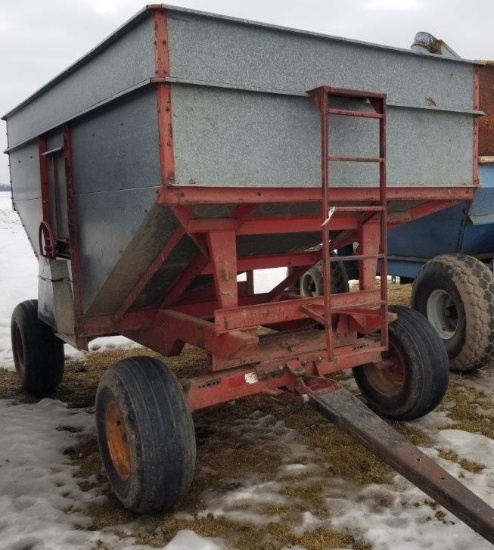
[
  {"xmin": 365, "ymin": 349, "xmax": 405, "ymax": 397},
  {"xmin": 105, "ymin": 400, "xmax": 131, "ymax": 481}
]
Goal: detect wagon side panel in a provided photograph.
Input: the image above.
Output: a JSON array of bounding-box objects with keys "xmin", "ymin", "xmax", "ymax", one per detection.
[
  {"xmin": 71, "ymin": 88, "xmax": 167, "ymax": 314},
  {"xmin": 167, "ymin": 10, "xmax": 475, "ymax": 188}
]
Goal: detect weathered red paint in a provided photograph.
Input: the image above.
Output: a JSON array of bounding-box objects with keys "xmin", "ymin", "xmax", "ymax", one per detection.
[
  {"xmin": 214, "ymin": 290, "xmax": 382, "ymax": 332},
  {"xmin": 152, "ymin": 10, "xmax": 169, "ymax": 77},
  {"xmin": 201, "ymin": 251, "xmax": 321, "ymax": 274},
  {"xmin": 152, "ymin": 10, "xmax": 175, "ymax": 185},
  {"xmin": 126, "ymin": 309, "xmax": 259, "ymax": 360},
  {"xmin": 311, "ymin": 86, "xmax": 388, "ymax": 359},
  {"xmin": 207, "ymin": 230, "xmax": 238, "ymax": 308},
  {"xmin": 157, "ymin": 185, "xmax": 475, "ymax": 206}
]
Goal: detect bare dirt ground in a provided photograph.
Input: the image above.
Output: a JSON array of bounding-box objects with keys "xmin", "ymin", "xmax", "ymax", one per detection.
[{"xmin": 1, "ymin": 283, "xmax": 490, "ymax": 549}]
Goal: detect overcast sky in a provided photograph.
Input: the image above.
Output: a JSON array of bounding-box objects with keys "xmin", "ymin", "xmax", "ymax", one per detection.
[{"xmin": 2, "ymin": 0, "xmax": 494, "ymax": 184}]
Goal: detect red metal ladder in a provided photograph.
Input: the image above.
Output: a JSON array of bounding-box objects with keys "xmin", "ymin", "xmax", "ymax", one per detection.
[{"xmin": 308, "ymin": 86, "xmax": 388, "ymax": 361}]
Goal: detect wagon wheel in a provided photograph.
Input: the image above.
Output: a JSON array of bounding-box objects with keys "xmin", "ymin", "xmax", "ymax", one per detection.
[
  {"xmin": 353, "ymin": 305, "xmax": 449, "ymax": 421},
  {"xmin": 288, "ymin": 248, "xmax": 349, "ymax": 296},
  {"xmin": 96, "ymin": 356, "xmax": 196, "ymax": 513},
  {"xmin": 11, "ymin": 299, "xmax": 64, "ymax": 396},
  {"xmin": 411, "ymin": 253, "xmax": 494, "ymax": 372},
  {"xmin": 298, "ymin": 260, "xmax": 349, "ymax": 296}
]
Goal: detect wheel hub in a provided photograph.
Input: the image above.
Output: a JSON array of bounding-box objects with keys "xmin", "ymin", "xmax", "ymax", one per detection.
[
  {"xmin": 366, "ymin": 349, "xmax": 405, "ymax": 397},
  {"xmin": 105, "ymin": 400, "xmax": 131, "ymax": 481},
  {"xmin": 426, "ymin": 289, "xmax": 458, "ymax": 340},
  {"xmin": 300, "ymin": 272, "xmax": 317, "ymax": 296}
]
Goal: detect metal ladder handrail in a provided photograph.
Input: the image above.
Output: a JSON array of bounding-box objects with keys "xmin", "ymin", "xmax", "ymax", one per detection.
[{"xmin": 310, "ymin": 87, "xmax": 388, "ymax": 360}]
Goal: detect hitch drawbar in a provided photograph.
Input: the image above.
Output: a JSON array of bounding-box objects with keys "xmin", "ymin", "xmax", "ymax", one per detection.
[{"xmin": 303, "ymin": 380, "xmax": 494, "ymax": 544}]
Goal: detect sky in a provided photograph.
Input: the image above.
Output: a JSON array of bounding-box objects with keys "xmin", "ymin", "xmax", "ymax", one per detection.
[{"xmin": 2, "ymin": 0, "xmax": 494, "ymax": 184}]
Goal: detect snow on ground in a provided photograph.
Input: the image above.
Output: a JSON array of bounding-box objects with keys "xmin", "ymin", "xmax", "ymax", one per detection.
[{"xmin": 2, "ymin": 190, "xmax": 494, "ymax": 549}]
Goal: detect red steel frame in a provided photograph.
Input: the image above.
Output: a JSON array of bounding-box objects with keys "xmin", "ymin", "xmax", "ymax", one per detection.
[{"xmin": 37, "ymin": 6, "xmax": 478, "ymax": 413}]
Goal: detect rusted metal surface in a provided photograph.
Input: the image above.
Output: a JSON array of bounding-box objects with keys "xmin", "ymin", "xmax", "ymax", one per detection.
[
  {"xmin": 63, "ymin": 127, "xmax": 82, "ymax": 312},
  {"xmin": 159, "ymin": 254, "xmax": 209, "ymax": 310},
  {"xmin": 478, "ymin": 62, "xmax": 494, "ymax": 157},
  {"xmin": 185, "ymin": 367, "xmax": 294, "ymax": 411},
  {"xmin": 214, "ymin": 290, "xmax": 382, "ymax": 332},
  {"xmin": 153, "ymin": 10, "xmax": 175, "ymax": 186},
  {"xmin": 307, "ymin": 380, "xmax": 494, "ymax": 545},
  {"xmin": 202, "ymin": 251, "xmax": 321, "ymax": 274},
  {"xmin": 157, "ymin": 185, "xmax": 475, "ymax": 206},
  {"xmin": 207, "ymin": 230, "xmax": 238, "ymax": 309},
  {"xmin": 129, "ymin": 309, "xmax": 259, "ymax": 359},
  {"xmin": 105, "ymin": 400, "xmax": 131, "ymax": 481},
  {"xmin": 411, "ymin": 32, "xmax": 443, "ymax": 54}
]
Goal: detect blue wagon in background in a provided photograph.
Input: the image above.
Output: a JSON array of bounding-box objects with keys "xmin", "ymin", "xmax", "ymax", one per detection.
[{"xmin": 387, "ymin": 63, "xmax": 494, "ymax": 373}]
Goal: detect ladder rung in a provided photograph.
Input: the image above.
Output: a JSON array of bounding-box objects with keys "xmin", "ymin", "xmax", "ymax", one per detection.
[
  {"xmin": 328, "ymin": 108, "xmax": 383, "ymax": 119},
  {"xmin": 328, "ymin": 156, "xmax": 384, "ymax": 163},
  {"xmin": 324, "ymin": 87, "xmax": 386, "ymax": 100},
  {"xmin": 333, "ymin": 206, "xmax": 385, "ymax": 212}
]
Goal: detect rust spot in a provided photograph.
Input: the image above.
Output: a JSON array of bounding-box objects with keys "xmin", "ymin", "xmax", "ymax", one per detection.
[
  {"xmin": 479, "ymin": 63, "xmax": 494, "ymax": 156},
  {"xmin": 220, "ymin": 268, "xmax": 233, "ymax": 282}
]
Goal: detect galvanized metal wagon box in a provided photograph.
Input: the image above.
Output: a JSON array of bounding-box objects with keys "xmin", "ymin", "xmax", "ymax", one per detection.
[{"xmin": 4, "ymin": 5, "xmax": 493, "ymax": 543}]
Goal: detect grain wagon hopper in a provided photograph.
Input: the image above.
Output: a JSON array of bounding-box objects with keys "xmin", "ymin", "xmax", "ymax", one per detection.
[{"xmin": 3, "ymin": 6, "xmax": 494, "ymax": 542}]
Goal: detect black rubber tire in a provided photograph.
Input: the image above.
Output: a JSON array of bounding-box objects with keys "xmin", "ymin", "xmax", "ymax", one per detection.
[
  {"xmin": 10, "ymin": 299, "xmax": 64, "ymax": 396},
  {"xmin": 411, "ymin": 254, "xmax": 494, "ymax": 372},
  {"xmin": 352, "ymin": 305, "xmax": 449, "ymax": 421},
  {"xmin": 293, "ymin": 260, "xmax": 349, "ymax": 296},
  {"xmin": 96, "ymin": 356, "xmax": 196, "ymax": 514}
]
